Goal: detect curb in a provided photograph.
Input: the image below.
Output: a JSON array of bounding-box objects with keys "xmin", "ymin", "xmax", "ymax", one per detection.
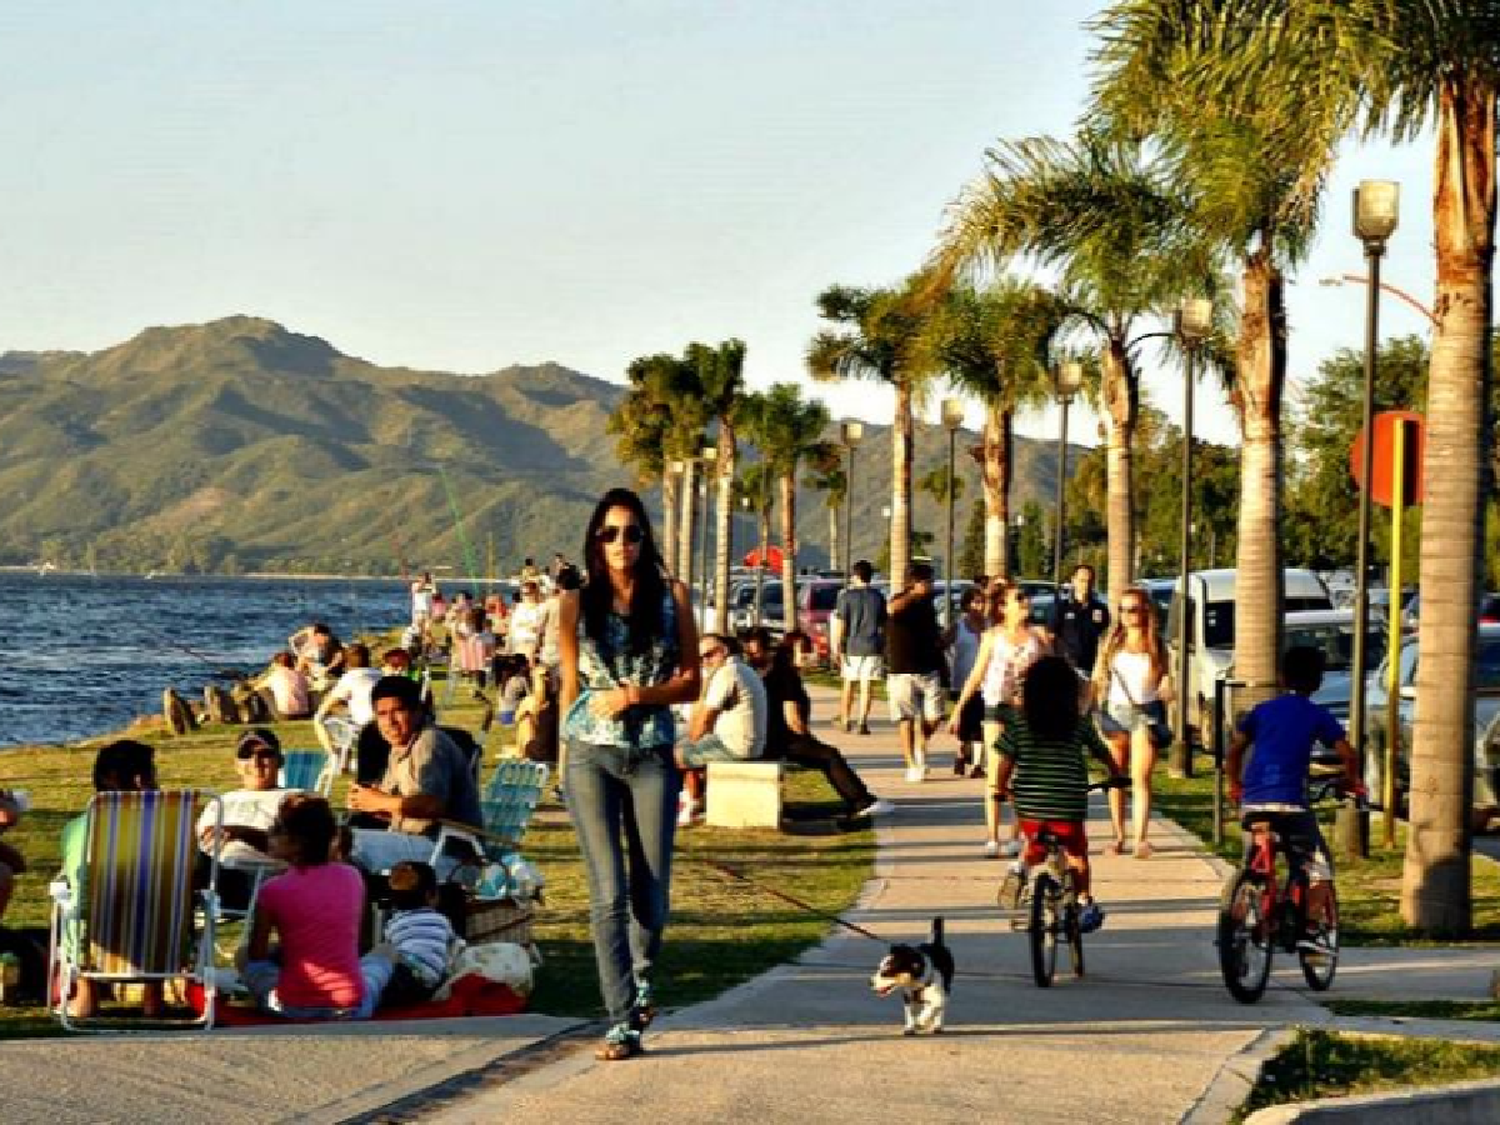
[{"xmin": 1181, "ymin": 1026, "xmax": 1296, "ymax": 1125}]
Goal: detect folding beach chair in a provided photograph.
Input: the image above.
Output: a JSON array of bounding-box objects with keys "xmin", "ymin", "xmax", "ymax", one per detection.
[
  {"xmin": 48, "ymin": 790, "xmax": 224, "ymax": 1032},
  {"xmin": 430, "ymin": 760, "xmax": 549, "ymax": 899},
  {"xmin": 319, "ymin": 717, "xmax": 362, "ymax": 779},
  {"xmin": 279, "ymin": 748, "xmax": 332, "ymax": 795}
]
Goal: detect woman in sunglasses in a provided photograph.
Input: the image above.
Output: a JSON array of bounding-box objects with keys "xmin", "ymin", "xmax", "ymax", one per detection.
[
  {"xmin": 559, "ymin": 487, "xmax": 701, "ymax": 1061},
  {"xmin": 1091, "ymin": 585, "xmax": 1173, "ymax": 858}
]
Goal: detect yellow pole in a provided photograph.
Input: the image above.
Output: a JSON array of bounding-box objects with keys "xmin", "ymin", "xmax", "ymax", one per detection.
[{"xmin": 1382, "ymin": 421, "xmax": 1406, "ymax": 848}]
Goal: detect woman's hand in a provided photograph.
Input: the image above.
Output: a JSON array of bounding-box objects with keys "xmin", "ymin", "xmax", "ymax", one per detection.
[{"xmin": 589, "ymin": 686, "xmax": 632, "ymax": 719}]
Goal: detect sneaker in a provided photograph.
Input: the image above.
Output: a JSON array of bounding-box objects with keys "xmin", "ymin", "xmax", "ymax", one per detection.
[
  {"xmin": 1078, "ymin": 901, "xmax": 1105, "ymax": 933},
  {"xmin": 1297, "ymin": 932, "xmax": 1333, "ymax": 955},
  {"xmin": 904, "ymin": 766, "xmax": 923, "ymax": 784},
  {"xmin": 853, "ymin": 798, "xmax": 895, "ymax": 818},
  {"xmin": 982, "ymin": 840, "xmax": 1001, "ymax": 859},
  {"xmin": 999, "ymin": 838, "xmax": 1022, "ymax": 859},
  {"xmin": 596, "ymin": 1023, "xmax": 643, "ymax": 1061}
]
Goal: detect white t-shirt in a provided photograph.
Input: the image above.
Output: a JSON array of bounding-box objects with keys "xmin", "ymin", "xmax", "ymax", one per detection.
[
  {"xmin": 702, "ymin": 657, "xmax": 767, "ymax": 758},
  {"xmin": 1108, "ymin": 650, "xmax": 1161, "ymax": 706},
  {"xmin": 509, "ymin": 602, "xmax": 548, "ymax": 656},
  {"xmin": 326, "ymin": 667, "xmax": 383, "ymax": 726},
  {"xmin": 411, "ymin": 580, "xmax": 436, "ymax": 619},
  {"xmin": 197, "ymin": 788, "xmax": 288, "ymax": 866}
]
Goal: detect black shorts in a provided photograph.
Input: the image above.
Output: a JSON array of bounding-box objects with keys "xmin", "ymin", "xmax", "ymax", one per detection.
[
  {"xmin": 1240, "ymin": 809, "xmax": 1333, "ymax": 882},
  {"xmin": 954, "ymin": 694, "xmax": 985, "ymax": 742}
]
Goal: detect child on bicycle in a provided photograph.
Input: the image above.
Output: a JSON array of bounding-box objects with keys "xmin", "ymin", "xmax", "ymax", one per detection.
[
  {"xmin": 1226, "ymin": 645, "xmax": 1362, "ymax": 948},
  {"xmin": 993, "ymin": 655, "xmax": 1122, "ymax": 933}
]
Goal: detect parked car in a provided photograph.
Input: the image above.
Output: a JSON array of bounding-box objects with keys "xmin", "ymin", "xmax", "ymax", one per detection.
[
  {"xmin": 1139, "ymin": 578, "xmax": 1178, "ymax": 626},
  {"xmin": 1166, "ymin": 568, "xmax": 1334, "ymax": 736},
  {"xmin": 1400, "ymin": 592, "xmax": 1500, "ymax": 635},
  {"xmin": 798, "ymin": 577, "xmax": 849, "ymax": 660},
  {"xmin": 1280, "ymin": 609, "xmax": 1388, "ymax": 725},
  {"xmin": 1362, "ymin": 624, "xmax": 1500, "ymax": 832}
]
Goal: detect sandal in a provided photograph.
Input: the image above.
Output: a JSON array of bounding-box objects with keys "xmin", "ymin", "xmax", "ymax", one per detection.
[
  {"xmin": 596, "ymin": 1024, "xmax": 643, "ymax": 1061},
  {"xmin": 629, "ymin": 980, "xmax": 657, "ymax": 1031},
  {"xmin": 1102, "ymin": 839, "xmax": 1124, "ymax": 857},
  {"xmin": 1134, "ymin": 840, "xmax": 1154, "ymax": 859}
]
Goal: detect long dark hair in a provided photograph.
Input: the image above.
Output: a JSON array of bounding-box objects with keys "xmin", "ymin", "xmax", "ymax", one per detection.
[
  {"xmin": 1021, "ymin": 655, "xmax": 1081, "ymax": 744},
  {"xmin": 581, "ymin": 487, "xmax": 668, "ymax": 655}
]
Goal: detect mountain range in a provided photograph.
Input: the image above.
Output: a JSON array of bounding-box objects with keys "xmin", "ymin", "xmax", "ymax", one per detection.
[{"xmin": 0, "ymin": 316, "xmax": 1083, "ymax": 576}]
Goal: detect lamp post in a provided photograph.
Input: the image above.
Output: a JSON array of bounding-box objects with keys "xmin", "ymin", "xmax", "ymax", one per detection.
[
  {"xmin": 941, "ymin": 398, "xmax": 965, "ymax": 624},
  {"xmin": 1172, "ymin": 296, "xmax": 1214, "ymax": 777},
  {"xmin": 841, "ymin": 421, "xmax": 864, "ymax": 577},
  {"xmin": 665, "ymin": 460, "xmax": 685, "ymax": 576},
  {"xmin": 1052, "ymin": 361, "xmax": 1084, "ymax": 589},
  {"xmin": 1349, "ymin": 181, "xmax": 1400, "ymax": 804},
  {"xmin": 697, "ymin": 444, "xmax": 718, "ymax": 630}
]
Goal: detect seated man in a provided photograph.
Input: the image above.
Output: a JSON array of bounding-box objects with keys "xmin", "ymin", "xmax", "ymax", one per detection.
[
  {"xmin": 675, "ymin": 634, "xmax": 767, "ymax": 823},
  {"xmin": 0, "ymin": 787, "xmax": 26, "ymax": 927},
  {"xmin": 315, "ymin": 642, "xmax": 382, "ymax": 754},
  {"xmin": 58, "ymin": 739, "xmax": 162, "ymax": 1019},
  {"xmin": 742, "ymin": 628, "xmax": 893, "ymax": 822},
  {"xmin": 197, "ymin": 728, "xmax": 292, "ymax": 910},
  {"xmin": 347, "ymin": 676, "xmax": 483, "ymax": 877}
]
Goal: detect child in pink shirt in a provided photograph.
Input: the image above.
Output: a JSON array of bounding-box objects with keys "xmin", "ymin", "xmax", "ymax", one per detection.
[{"xmin": 239, "ymin": 794, "xmax": 392, "ymax": 1018}]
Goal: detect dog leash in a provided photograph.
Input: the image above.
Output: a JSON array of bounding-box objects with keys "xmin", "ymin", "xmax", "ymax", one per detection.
[{"xmin": 694, "ymin": 857, "xmax": 887, "ymax": 944}]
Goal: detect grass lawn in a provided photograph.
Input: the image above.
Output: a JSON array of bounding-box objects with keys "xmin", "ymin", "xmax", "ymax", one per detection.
[
  {"xmin": 1235, "ymin": 1028, "xmax": 1500, "ymax": 1122},
  {"xmin": 1326, "ymin": 998, "xmax": 1500, "ymax": 1022},
  {"xmin": 1151, "ymin": 767, "xmax": 1500, "ymax": 943},
  {"xmin": 0, "ymin": 683, "xmax": 874, "ymax": 1036}
]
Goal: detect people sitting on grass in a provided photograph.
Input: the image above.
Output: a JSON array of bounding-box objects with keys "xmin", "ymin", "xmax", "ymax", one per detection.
[
  {"xmin": 674, "ymin": 633, "xmax": 766, "ymax": 826},
  {"xmin": 197, "ymin": 728, "xmax": 293, "ymax": 910},
  {"xmin": 378, "ymin": 860, "xmax": 459, "ymax": 1009},
  {"xmin": 314, "ymin": 642, "xmax": 382, "ymax": 752},
  {"xmin": 742, "ymin": 628, "xmax": 893, "ymax": 823},
  {"xmin": 289, "ymin": 622, "xmax": 345, "ymax": 695},
  {"xmin": 0, "ymin": 788, "xmax": 26, "ymax": 928},
  {"xmin": 59, "ymin": 739, "xmax": 162, "ymax": 1019},
  {"xmin": 250, "ymin": 651, "xmax": 311, "ymax": 721},
  {"xmin": 238, "ymin": 794, "xmax": 393, "ymax": 1020},
  {"xmin": 346, "ymin": 676, "xmax": 483, "ymax": 877}
]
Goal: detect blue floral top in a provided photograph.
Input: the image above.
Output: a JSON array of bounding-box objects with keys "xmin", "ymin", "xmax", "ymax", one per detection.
[{"xmin": 563, "ymin": 590, "xmax": 680, "ymax": 751}]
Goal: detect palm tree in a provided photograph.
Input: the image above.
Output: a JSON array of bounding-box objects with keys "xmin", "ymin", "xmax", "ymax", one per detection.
[
  {"xmin": 743, "ymin": 384, "xmax": 836, "ymax": 634},
  {"xmin": 931, "ymin": 133, "xmax": 1207, "ymax": 602},
  {"xmin": 735, "ymin": 460, "xmax": 776, "ymax": 625},
  {"xmin": 808, "ymin": 279, "xmax": 932, "ymax": 586},
  {"xmin": 804, "ymin": 459, "xmax": 846, "ymax": 575},
  {"xmin": 920, "ymin": 279, "xmax": 1068, "ymax": 577},
  {"xmin": 691, "ymin": 339, "xmax": 749, "ymax": 634},
  {"xmin": 1093, "ymin": 0, "xmax": 1500, "ymax": 938}
]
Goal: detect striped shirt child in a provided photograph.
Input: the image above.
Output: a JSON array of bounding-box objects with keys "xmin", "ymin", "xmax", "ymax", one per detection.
[
  {"xmin": 995, "ymin": 708, "xmax": 1111, "ymax": 823},
  {"xmin": 386, "ymin": 907, "xmax": 457, "ymax": 989}
]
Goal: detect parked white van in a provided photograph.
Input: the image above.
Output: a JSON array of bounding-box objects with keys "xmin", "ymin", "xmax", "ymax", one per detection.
[{"xmin": 1165, "ymin": 568, "xmax": 1334, "ymax": 734}]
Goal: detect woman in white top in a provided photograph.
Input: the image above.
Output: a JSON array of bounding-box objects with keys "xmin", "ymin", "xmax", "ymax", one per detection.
[
  {"xmin": 1091, "ymin": 585, "xmax": 1173, "ymax": 858},
  {"xmin": 942, "ymin": 587, "xmax": 989, "ymax": 777},
  {"xmin": 950, "ymin": 581, "xmax": 1052, "ymax": 858}
]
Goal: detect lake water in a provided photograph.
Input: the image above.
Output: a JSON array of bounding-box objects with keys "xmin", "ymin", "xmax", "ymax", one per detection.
[{"xmin": 0, "ymin": 572, "xmax": 412, "ymax": 748}]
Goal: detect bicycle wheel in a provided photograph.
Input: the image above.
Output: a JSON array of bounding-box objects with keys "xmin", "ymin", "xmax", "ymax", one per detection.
[
  {"xmin": 1063, "ymin": 874, "xmax": 1085, "ymax": 979},
  {"xmin": 1029, "ymin": 873, "xmax": 1059, "ymax": 988},
  {"xmin": 1217, "ymin": 870, "xmax": 1273, "ymax": 1003},
  {"xmin": 1299, "ymin": 880, "xmax": 1339, "ymax": 992}
]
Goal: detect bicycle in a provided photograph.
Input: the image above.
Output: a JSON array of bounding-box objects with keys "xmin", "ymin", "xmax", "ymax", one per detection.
[
  {"xmin": 1001, "ymin": 778, "xmax": 1127, "ymax": 988},
  {"xmin": 1216, "ymin": 781, "xmax": 1361, "ymax": 1003}
]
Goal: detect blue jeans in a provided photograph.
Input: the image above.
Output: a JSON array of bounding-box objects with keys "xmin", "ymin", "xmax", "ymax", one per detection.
[
  {"xmin": 243, "ymin": 951, "xmax": 394, "ymax": 1020},
  {"xmin": 566, "ymin": 741, "xmax": 681, "ymax": 1024}
]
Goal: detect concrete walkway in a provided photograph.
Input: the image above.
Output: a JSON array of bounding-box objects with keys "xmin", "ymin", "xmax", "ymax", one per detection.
[{"xmin": 426, "ymin": 686, "xmax": 1497, "ymax": 1125}]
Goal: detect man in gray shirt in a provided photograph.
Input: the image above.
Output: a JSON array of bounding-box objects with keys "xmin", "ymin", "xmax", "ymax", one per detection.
[{"xmin": 831, "ymin": 560, "xmax": 886, "ymax": 735}]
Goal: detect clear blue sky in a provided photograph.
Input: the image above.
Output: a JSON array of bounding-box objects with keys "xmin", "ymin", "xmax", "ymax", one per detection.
[{"xmin": 0, "ymin": 1, "xmax": 1438, "ymax": 446}]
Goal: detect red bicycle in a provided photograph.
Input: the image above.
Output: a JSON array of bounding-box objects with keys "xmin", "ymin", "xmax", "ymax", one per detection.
[{"xmin": 1216, "ymin": 783, "xmax": 1356, "ymax": 1003}]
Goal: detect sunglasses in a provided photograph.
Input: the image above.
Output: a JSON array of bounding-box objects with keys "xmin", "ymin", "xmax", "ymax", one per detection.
[
  {"xmin": 1121, "ymin": 604, "xmax": 1147, "ymax": 615},
  {"xmin": 597, "ymin": 524, "xmax": 644, "ymax": 545},
  {"xmin": 237, "ymin": 747, "xmax": 280, "ymax": 762}
]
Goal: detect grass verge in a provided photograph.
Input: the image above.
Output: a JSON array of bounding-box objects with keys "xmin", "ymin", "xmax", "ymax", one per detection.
[
  {"xmin": 1236, "ymin": 1028, "xmax": 1500, "ymax": 1122},
  {"xmin": 0, "ymin": 687, "xmax": 874, "ymax": 1036},
  {"xmin": 1326, "ymin": 998, "xmax": 1500, "ymax": 1022},
  {"xmin": 1151, "ymin": 768, "xmax": 1500, "ymax": 943}
]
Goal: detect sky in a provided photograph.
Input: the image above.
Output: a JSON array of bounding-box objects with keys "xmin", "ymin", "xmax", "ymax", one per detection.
[{"xmin": 0, "ymin": 1, "xmax": 1441, "ymax": 448}]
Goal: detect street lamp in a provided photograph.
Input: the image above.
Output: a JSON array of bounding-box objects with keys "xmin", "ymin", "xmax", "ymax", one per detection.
[
  {"xmin": 941, "ymin": 398, "xmax": 965, "ymax": 623},
  {"xmin": 1349, "ymin": 180, "xmax": 1400, "ymax": 806},
  {"xmin": 1172, "ymin": 296, "xmax": 1214, "ymax": 777},
  {"xmin": 841, "ymin": 421, "xmax": 864, "ymax": 577},
  {"xmin": 698, "ymin": 444, "xmax": 718, "ymax": 629},
  {"xmin": 1318, "ymin": 273, "xmax": 1434, "ymax": 326},
  {"xmin": 666, "ymin": 460, "xmax": 685, "ymax": 576},
  {"xmin": 1052, "ymin": 361, "xmax": 1084, "ymax": 589}
]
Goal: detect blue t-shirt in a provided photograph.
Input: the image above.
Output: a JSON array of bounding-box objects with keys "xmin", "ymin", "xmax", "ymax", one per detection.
[{"xmin": 1237, "ymin": 693, "xmax": 1346, "ymax": 807}]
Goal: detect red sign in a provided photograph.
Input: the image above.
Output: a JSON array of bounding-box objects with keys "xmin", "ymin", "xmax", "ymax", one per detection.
[{"xmin": 1351, "ymin": 410, "xmax": 1426, "ymax": 508}]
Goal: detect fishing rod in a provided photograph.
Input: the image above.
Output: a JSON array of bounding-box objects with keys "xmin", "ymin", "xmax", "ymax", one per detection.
[{"xmin": 439, "ymin": 466, "xmax": 483, "ymax": 587}]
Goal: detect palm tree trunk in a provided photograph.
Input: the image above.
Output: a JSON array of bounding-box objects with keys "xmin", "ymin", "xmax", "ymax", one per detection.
[
  {"xmin": 780, "ymin": 472, "xmax": 798, "ymax": 635},
  {"xmin": 1102, "ymin": 336, "xmax": 1138, "ymax": 604},
  {"xmin": 1403, "ymin": 81, "xmax": 1496, "ymax": 936},
  {"xmin": 678, "ymin": 458, "xmax": 698, "ymax": 593},
  {"xmin": 714, "ymin": 424, "xmax": 736, "ymax": 634},
  {"xmin": 981, "ymin": 404, "xmax": 1006, "ymax": 578},
  {"xmin": 756, "ymin": 508, "xmax": 770, "ymax": 624},
  {"xmin": 827, "ymin": 500, "xmax": 840, "ymax": 576},
  {"xmin": 661, "ymin": 468, "xmax": 680, "ymax": 576},
  {"xmin": 1232, "ymin": 254, "xmax": 1287, "ymax": 727},
  {"xmin": 890, "ymin": 381, "xmax": 913, "ymax": 585}
]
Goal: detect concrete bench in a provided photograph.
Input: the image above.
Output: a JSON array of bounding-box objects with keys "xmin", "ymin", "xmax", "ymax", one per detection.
[{"xmin": 705, "ymin": 760, "xmax": 786, "ymax": 828}]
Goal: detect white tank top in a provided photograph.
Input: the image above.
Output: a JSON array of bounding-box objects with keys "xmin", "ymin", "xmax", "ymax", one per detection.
[
  {"xmin": 982, "ymin": 629, "xmax": 1046, "ymax": 706},
  {"xmin": 950, "ymin": 618, "xmax": 983, "ymax": 691},
  {"xmin": 1108, "ymin": 649, "xmax": 1160, "ymax": 706}
]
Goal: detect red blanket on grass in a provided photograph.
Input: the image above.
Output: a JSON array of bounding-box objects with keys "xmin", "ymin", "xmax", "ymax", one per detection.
[{"xmin": 192, "ymin": 973, "xmax": 527, "ymax": 1027}]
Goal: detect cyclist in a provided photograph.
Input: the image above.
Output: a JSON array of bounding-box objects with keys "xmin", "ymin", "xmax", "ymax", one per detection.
[
  {"xmin": 1225, "ymin": 645, "xmax": 1362, "ymax": 949},
  {"xmin": 993, "ymin": 655, "xmax": 1122, "ymax": 933}
]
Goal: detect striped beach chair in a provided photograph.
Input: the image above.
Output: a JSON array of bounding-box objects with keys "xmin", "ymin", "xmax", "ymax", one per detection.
[
  {"xmin": 279, "ymin": 748, "xmax": 332, "ymax": 796},
  {"xmin": 48, "ymin": 789, "xmax": 224, "ymax": 1031}
]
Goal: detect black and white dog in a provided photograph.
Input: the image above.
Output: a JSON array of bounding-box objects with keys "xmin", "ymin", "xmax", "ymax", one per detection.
[{"xmin": 869, "ymin": 917, "xmax": 954, "ymax": 1035}]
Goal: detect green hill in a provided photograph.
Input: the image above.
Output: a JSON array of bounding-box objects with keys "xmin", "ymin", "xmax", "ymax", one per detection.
[{"xmin": 0, "ymin": 316, "xmax": 1082, "ymax": 576}]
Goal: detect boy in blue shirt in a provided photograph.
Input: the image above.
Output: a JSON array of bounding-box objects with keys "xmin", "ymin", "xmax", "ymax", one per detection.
[{"xmin": 1226, "ymin": 646, "xmax": 1362, "ymax": 947}]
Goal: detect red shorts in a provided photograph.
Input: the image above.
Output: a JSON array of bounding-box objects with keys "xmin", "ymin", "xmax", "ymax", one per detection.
[{"xmin": 1019, "ymin": 818, "xmax": 1089, "ymax": 866}]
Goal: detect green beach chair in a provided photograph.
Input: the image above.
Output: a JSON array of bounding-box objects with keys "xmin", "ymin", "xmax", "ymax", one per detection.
[
  {"xmin": 278, "ymin": 749, "xmax": 332, "ymax": 796},
  {"xmin": 430, "ymin": 760, "xmax": 549, "ymax": 898},
  {"xmin": 48, "ymin": 789, "xmax": 224, "ymax": 1032}
]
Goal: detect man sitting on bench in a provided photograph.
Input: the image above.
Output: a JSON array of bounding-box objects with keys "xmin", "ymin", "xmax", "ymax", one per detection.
[
  {"xmin": 675, "ymin": 634, "xmax": 766, "ymax": 825},
  {"xmin": 742, "ymin": 627, "xmax": 893, "ymax": 823}
]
